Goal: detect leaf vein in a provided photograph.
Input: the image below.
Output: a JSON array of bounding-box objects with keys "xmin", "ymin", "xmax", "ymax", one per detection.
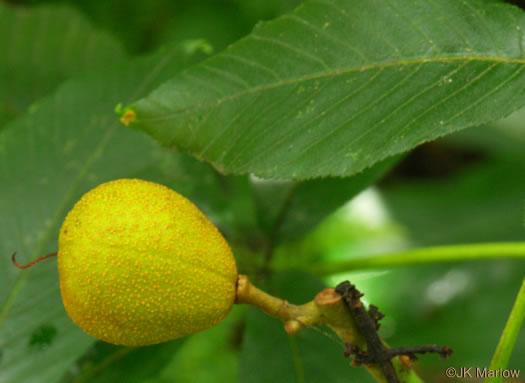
[
  {"xmin": 250, "ymin": 33, "xmax": 331, "ymax": 71},
  {"xmin": 462, "ymin": 1, "xmax": 503, "ymax": 56},
  {"xmin": 444, "ymin": 64, "xmax": 525, "ymax": 124},
  {"xmin": 282, "ymin": 14, "xmax": 368, "ymax": 62},
  {"xmin": 286, "ymin": 64, "xmax": 433, "ymax": 170},
  {"xmin": 242, "ymin": 69, "xmax": 385, "ymax": 167},
  {"xmin": 221, "ymin": 53, "xmax": 282, "ymax": 81},
  {"xmin": 397, "ymin": 62, "xmax": 498, "ymax": 138},
  {"xmin": 422, "ymin": 0, "xmax": 475, "ymax": 52},
  {"xmin": 199, "ymin": 90, "xmax": 264, "ymax": 158},
  {"xmin": 201, "ymin": 63, "xmax": 251, "ymax": 90},
  {"xmin": 384, "ymin": 0, "xmax": 442, "ymax": 54},
  {"xmin": 220, "ymin": 85, "xmax": 301, "ymax": 165},
  {"xmin": 227, "ymin": 77, "xmax": 338, "ymax": 167}
]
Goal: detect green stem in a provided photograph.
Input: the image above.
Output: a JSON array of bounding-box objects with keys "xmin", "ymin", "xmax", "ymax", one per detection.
[
  {"xmin": 305, "ymin": 242, "xmax": 525, "ymax": 276},
  {"xmin": 485, "ymin": 278, "xmax": 525, "ymax": 383}
]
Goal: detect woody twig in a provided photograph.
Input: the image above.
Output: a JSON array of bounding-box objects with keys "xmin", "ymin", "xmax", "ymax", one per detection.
[{"xmin": 335, "ymin": 281, "xmax": 453, "ymax": 383}]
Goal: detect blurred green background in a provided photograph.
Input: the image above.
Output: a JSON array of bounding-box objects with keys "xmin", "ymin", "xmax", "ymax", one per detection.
[{"xmin": 1, "ymin": 0, "xmax": 524, "ymax": 382}]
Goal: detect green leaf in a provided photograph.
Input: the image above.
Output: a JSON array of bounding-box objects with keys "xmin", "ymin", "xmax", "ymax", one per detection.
[
  {"xmin": 382, "ymin": 160, "xmax": 525, "ymax": 246},
  {"xmin": 0, "ymin": 44, "xmax": 208, "ymax": 383},
  {"xmin": 128, "ymin": 0, "xmax": 525, "ymax": 179},
  {"xmin": 253, "ymin": 157, "xmax": 398, "ymax": 242},
  {"xmin": 0, "ymin": 3, "xmax": 126, "ymax": 127},
  {"xmin": 69, "ymin": 340, "xmax": 185, "ymax": 383},
  {"xmin": 154, "ymin": 308, "xmax": 243, "ymax": 383},
  {"xmin": 239, "ymin": 270, "xmax": 373, "ymax": 383}
]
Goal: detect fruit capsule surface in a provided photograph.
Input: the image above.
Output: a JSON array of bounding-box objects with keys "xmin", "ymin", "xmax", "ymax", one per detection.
[{"xmin": 58, "ymin": 178, "xmax": 237, "ymax": 346}]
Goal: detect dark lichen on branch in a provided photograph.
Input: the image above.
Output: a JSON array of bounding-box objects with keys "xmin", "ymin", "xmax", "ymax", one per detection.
[{"xmin": 335, "ymin": 281, "xmax": 453, "ymax": 383}]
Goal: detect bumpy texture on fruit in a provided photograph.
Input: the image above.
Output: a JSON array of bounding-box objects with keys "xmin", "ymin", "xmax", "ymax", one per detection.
[{"xmin": 57, "ymin": 179, "xmax": 237, "ymax": 346}]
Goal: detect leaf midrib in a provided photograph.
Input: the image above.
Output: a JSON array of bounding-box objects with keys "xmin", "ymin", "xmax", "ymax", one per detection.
[
  {"xmin": 0, "ymin": 46, "xmax": 182, "ymax": 328},
  {"xmin": 136, "ymin": 55, "xmax": 525, "ymax": 122},
  {"xmin": 0, "ymin": 120, "xmax": 117, "ymax": 328}
]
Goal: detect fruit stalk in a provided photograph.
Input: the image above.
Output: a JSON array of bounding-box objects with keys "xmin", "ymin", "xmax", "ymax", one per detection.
[{"xmin": 235, "ymin": 275, "xmax": 320, "ymax": 331}]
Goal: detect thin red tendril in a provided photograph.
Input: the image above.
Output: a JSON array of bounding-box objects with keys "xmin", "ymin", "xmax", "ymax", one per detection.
[{"xmin": 11, "ymin": 251, "xmax": 57, "ymax": 269}]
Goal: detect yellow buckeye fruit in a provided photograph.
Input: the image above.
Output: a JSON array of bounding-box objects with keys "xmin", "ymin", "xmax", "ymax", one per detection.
[{"xmin": 57, "ymin": 178, "xmax": 237, "ymax": 346}]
